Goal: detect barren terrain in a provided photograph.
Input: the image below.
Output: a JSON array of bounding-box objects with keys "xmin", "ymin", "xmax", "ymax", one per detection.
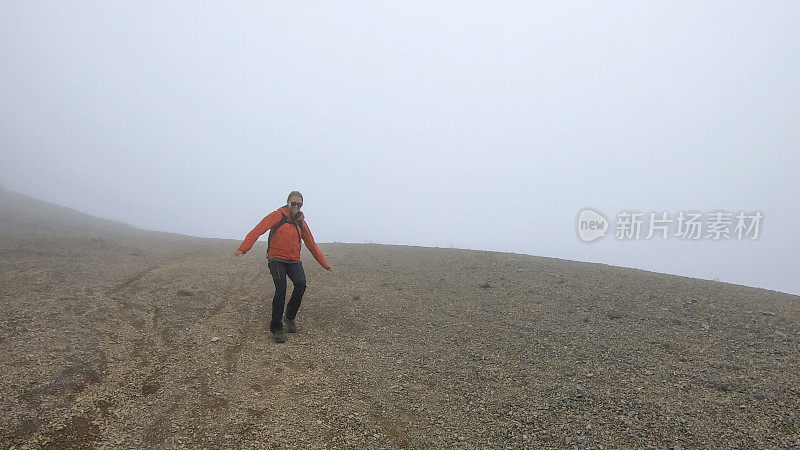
[{"xmin": 1, "ymin": 186, "xmax": 798, "ymax": 448}]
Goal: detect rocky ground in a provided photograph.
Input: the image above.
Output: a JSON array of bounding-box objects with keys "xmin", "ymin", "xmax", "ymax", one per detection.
[{"xmin": 1, "ymin": 188, "xmax": 798, "ymax": 448}]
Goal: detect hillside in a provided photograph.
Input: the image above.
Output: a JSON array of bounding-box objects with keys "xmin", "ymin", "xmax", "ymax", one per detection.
[{"xmin": 1, "ymin": 187, "xmax": 798, "ymax": 448}]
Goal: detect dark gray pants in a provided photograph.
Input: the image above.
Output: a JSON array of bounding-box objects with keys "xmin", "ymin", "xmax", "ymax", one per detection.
[{"xmin": 268, "ymin": 261, "xmax": 307, "ymax": 332}]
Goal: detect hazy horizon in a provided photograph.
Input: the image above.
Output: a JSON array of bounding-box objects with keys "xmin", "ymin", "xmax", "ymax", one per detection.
[{"xmin": 2, "ymin": 2, "xmax": 798, "ymax": 295}]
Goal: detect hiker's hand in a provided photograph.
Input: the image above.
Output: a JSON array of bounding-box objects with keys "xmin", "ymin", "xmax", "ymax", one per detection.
[{"xmin": 234, "ymin": 249, "xmax": 245, "ymax": 256}]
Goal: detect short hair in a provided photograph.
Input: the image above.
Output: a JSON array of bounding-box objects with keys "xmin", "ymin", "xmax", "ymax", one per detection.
[{"xmin": 287, "ymin": 191, "xmax": 303, "ymax": 202}]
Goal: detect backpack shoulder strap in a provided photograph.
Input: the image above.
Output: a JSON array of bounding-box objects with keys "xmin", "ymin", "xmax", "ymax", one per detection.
[{"xmin": 267, "ymin": 209, "xmax": 289, "ymax": 254}]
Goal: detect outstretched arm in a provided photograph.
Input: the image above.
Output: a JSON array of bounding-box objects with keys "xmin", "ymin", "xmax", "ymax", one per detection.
[
  {"xmin": 235, "ymin": 210, "xmax": 282, "ymax": 255},
  {"xmin": 300, "ymin": 220, "xmax": 331, "ymax": 270}
]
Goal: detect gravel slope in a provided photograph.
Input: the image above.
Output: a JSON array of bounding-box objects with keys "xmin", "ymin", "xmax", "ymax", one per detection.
[{"xmin": 1, "ymin": 189, "xmax": 798, "ymax": 448}]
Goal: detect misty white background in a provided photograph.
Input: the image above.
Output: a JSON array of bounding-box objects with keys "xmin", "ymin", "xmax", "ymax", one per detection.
[{"xmin": 1, "ymin": 2, "xmax": 798, "ymax": 294}]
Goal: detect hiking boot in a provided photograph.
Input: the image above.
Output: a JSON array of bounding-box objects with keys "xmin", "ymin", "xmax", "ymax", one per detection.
[
  {"xmin": 285, "ymin": 319, "xmax": 298, "ymax": 333},
  {"xmin": 272, "ymin": 328, "xmax": 287, "ymax": 343}
]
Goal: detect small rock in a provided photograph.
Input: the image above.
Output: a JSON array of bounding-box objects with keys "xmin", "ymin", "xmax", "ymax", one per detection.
[
  {"xmin": 607, "ymin": 310, "xmax": 621, "ymax": 319},
  {"xmin": 177, "ymin": 289, "xmax": 198, "ymax": 296},
  {"xmin": 211, "ymin": 337, "xmax": 221, "ymax": 342}
]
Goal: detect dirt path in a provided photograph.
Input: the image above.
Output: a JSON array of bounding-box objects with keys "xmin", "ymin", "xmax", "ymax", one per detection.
[{"xmin": 1, "ymin": 236, "xmax": 798, "ymax": 448}]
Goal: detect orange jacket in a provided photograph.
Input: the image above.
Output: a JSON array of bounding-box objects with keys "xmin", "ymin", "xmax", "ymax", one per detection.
[{"xmin": 238, "ymin": 206, "xmax": 330, "ymax": 269}]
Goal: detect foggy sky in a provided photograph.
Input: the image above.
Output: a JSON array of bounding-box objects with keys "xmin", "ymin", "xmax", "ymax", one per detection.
[{"xmin": 1, "ymin": 1, "xmax": 798, "ymax": 294}]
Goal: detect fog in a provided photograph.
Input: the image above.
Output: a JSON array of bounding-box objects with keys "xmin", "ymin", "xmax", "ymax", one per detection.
[{"xmin": 1, "ymin": 2, "xmax": 798, "ymax": 294}]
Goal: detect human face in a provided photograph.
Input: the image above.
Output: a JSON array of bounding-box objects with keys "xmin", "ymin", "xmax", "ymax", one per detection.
[{"xmin": 288, "ymin": 196, "xmax": 303, "ymax": 214}]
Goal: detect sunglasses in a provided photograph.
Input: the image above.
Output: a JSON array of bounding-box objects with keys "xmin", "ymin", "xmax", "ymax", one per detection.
[{"xmin": 291, "ymin": 202, "xmax": 303, "ymax": 208}]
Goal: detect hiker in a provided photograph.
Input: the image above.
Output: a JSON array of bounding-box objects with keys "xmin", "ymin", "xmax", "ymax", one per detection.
[{"xmin": 234, "ymin": 191, "xmax": 332, "ymax": 343}]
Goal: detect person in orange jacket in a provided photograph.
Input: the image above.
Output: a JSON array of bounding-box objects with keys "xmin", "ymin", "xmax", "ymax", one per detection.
[{"xmin": 234, "ymin": 190, "xmax": 332, "ymax": 343}]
